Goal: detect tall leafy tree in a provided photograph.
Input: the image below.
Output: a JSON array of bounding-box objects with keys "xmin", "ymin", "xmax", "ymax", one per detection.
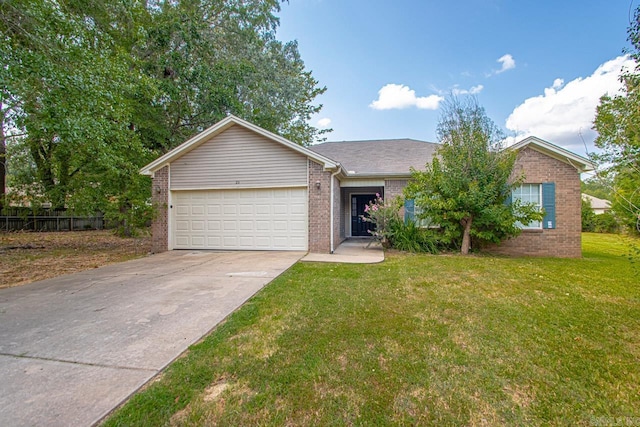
[
  {"xmin": 1, "ymin": 0, "xmax": 155, "ymax": 238},
  {"xmin": 593, "ymin": 7, "xmax": 640, "ymax": 235},
  {"xmin": 0, "ymin": 0, "xmax": 328, "ymax": 232},
  {"xmin": 405, "ymin": 97, "xmax": 541, "ymax": 254}
]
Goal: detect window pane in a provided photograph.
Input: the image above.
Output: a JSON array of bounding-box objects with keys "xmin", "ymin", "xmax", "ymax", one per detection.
[{"xmin": 513, "ymin": 184, "xmax": 541, "ymax": 229}]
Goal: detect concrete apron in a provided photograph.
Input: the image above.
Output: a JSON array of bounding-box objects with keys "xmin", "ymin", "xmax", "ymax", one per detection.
[
  {"xmin": 301, "ymin": 238, "xmax": 385, "ymax": 264},
  {"xmin": 0, "ymin": 250, "xmax": 303, "ymax": 427}
]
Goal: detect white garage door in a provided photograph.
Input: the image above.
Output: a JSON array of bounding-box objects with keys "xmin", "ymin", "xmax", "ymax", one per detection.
[{"xmin": 172, "ymin": 188, "xmax": 308, "ymax": 250}]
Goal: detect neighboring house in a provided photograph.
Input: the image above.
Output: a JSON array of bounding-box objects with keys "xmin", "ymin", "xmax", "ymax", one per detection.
[
  {"xmin": 141, "ymin": 116, "xmax": 594, "ymax": 258},
  {"xmin": 582, "ymin": 194, "xmax": 612, "ymax": 215}
]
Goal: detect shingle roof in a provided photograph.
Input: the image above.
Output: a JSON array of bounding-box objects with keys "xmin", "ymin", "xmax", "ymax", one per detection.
[
  {"xmin": 582, "ymin": 194, "xmax": 611, "ymax": 210},
  {"xmin": 308, "ymin": 138, "xmax": 438, "ymax": 176}
]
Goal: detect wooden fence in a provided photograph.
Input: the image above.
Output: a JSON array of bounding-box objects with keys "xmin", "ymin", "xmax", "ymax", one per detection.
[{"xmin": 0, "ymin": 215, "xmax": 105, "ymax": 232}]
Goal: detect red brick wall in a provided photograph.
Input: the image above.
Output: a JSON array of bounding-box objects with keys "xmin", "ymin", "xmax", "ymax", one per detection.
[
  {"xmin": 151, "ymin": 166, "xmax": 169, "ymax": 253},
  {"xmin": 308, "ymin": 160, "xmax": 332, "ymax": 253},
  {"xmin": 385, "ymin": 179, "xmax": 408, "ymax": 216},
  {"xmin": 487, "ymin": 147, "xmax": 582, "ymax": 258},
  {"xmin": 384, "ymin": 179, "xmax": 408, "ymax": 200}
]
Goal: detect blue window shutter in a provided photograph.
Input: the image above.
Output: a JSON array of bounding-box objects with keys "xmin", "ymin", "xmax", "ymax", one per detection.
[
  {"xmin": 542, "ymin": 182, "xmax": 556, "ymax": 229},
  {"xmin": 404, "ymin": 199, "xmax": 415, "ymax": 223}
]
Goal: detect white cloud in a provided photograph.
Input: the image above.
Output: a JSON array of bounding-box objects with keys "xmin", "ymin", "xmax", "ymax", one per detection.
[
  {"xmin": 552, "ymin": 78, "xmax": 564, "ymax": 90},
  {"xmin": 505, "ymin": 55, "xmax": 636, "ymax": 152},
  {"xmin": 317, "ymin": 117, "xmax": 331, "ymax": 128},
  {"xmin": 369, "ymin": 84, "xmax": 444, "ymax": 110},
  {"xmin": 452, "ymin": 84, "xmax": 484, "ymax": 95},
  {"xmin": 496, "ymin": 54, "xmax": 516, "ymax": 74}
]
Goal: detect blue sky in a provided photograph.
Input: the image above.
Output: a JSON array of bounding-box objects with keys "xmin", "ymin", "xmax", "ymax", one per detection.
[{"xmin": 277, "ymin": 0, "xmax": 635, "ymax": 157}]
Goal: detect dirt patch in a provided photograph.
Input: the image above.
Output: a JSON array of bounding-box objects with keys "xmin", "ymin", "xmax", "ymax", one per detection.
[
  {"xmin": 0, "ymin": 230, "xmax": 151, "ymax": 289},
  {"xmin": 203, "ymin": 381, "xmax": 229, "ymax": 402}
]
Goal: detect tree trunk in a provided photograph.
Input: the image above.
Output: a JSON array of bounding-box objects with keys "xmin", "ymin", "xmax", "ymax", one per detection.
[{"xmin": 460, "ymin": 216, "xmax": 473, "ymax": 255}]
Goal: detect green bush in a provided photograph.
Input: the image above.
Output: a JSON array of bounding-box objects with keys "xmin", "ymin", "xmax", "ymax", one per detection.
[
  {"xmin": 582, "ymin": 198, "xmax": 596, "ymax": 232},
  {"xmin": 594, "ymin": 212, "xmax": 620, "ymax": 234},
  {"xmin": 388, "ymin": 219, "xmax": 439, "ymax": 254}
]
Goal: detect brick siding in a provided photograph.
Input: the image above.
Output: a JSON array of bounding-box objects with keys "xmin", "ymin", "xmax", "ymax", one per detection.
[
  {"xmin": 384, "ymin": 179, "xmax": 408, "ymax": 200},
  {"xmin": 308, "ymin": 160, "xmax": 333, "ymax": 253},
  {"xmin": 385, "ymin": 179, "xmax": 408, "ymax": 217},
  {"xmin": 485, "ymin": 147, "xmax": 582, "ymax": 258},
  {"xmin": 151, "ymin": 166, "xmax": 169, "ymax": 253}
]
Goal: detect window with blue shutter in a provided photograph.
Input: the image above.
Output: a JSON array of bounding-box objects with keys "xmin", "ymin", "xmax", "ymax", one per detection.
[{"xmin": 541, "ymin": 182, "xmax": 556, "ymax": 229}]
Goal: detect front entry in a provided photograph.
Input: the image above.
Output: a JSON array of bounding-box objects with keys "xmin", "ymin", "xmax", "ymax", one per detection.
[{"xmin": 351, "ymin": 194, "xmax": 377, "ymax": 237}]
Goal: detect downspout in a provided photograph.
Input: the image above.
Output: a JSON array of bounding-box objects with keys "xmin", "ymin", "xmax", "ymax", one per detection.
[{"xmin": 330, "ymin": 168, "xmax": 340, "ymax": 254}]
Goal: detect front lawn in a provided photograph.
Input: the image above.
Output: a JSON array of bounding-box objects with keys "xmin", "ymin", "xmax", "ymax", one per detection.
[{"xmin": 104, "ymin": 233, "xmax": 639, "ymax": 426}]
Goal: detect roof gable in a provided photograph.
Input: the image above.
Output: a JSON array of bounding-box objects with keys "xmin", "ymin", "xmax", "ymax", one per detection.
[
  {"xmin": 140, "ymin": 115, "xmax": 338, "ymax": 176},
  {"xmin": 509, "ymin": 136, "xmax": 595, "ymax": 173}
]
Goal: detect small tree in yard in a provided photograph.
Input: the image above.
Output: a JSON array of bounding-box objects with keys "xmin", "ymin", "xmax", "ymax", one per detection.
[
  {"xmin": 405, "ymin": 97, "xmax": 542, "ymax": 255},
  {"xmin": 361, "ymin": 194, "xmax": 401, "ymax": 247}
]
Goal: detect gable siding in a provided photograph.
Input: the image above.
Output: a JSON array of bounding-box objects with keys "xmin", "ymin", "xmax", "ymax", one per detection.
[{"xmin": 170, "ymin": 125, "xmax": 308, "ymax": 189}]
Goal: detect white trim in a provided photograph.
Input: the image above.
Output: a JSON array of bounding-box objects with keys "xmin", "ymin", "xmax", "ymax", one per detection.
[
  {"xmin": 169, "ymin": 184, "xmax": 308, "ymax": 191},
  {"xmin": 509, "ymin": 136, "xmax": 595, "ymax": 172},
  {"xmin": 141, "ymin": 115, "xmax": 339, "ymax": 175},
  {"xmin": 340, "ymin": 178, "xmax": 385, "ymax": 187}
]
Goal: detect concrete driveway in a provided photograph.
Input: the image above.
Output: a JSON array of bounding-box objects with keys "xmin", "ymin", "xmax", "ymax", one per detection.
[{"xmin": 0, "ymin": 250, "xmax": 303, "ymax": 427}]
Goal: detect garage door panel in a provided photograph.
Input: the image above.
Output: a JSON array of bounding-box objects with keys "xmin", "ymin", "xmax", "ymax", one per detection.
[
  {"xmin": 191, "ymin": 236, "xmax": 205, "ymax": 247},
  {"xmin": 272, "ymin": 204, "xmax": 286, "ymax": 215},
  {"xmin": 223, "ymin": 205, "xmax": 237, "ymax": 215},
  {"xmin": 175, "ymin": 236, "xmax": 189, "ymax": 246},
  {"xmin": 223, "ymin": 220, "xmax": 237, "ymax": 231},
  {"xmin": 172, "ymin": 188, "xmax": 307, "ymax": 250},
  {"xmin": 238, "ymin": 204, "xmax": 255, "ymax": 215},
  {"xmin": 290, "ymin": 203, "xmax": 306, "ymax": 214},
  {"xmin": 238, "ymin": 220, "xmax": 254, "ymax": 231},
  {"xmin": 207, "ymin": 220, "xmax": 221, "ymax": 231},
  {"xmin": 255, "ymin": 220, "xmax": 270, "ymax": 231},
  {"xmin": 207, "ymin": 205, "xmax": 221, "ymax": 215},
  {"xmin": 191, "ymin": 205, "xmax": 205, "ymax": 215},
  {"xmin": 290, "ymin": 220, "xmax": 306, "ymax": 232},
  {"xmin": 273, "ymin": 221, "xmax": 287, "ymax": 231},
  {"xmin": 255, "ymin": 205, "xmax": 271, "ymax": 215}
]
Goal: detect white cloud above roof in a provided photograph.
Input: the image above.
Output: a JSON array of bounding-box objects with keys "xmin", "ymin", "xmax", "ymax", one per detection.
[
  {"xmin": 317, "ymin": 117, "xmax": 331, "ymax": 128},
  {"xmin": 496, "ymin": 54, "xmax": 516, "ymax": 74},
  {"xmin": 505, "ymin": 55, "xmax": 636, "ymax": 151},
  {"xmin": 369, "ymin": 84, "xmax": 444, "ymax": 110}
]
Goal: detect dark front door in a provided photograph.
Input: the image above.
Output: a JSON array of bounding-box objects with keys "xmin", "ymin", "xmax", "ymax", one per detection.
[{"xmin": 351, "ymin": 194, "xmax": 376, "ymax": 237}]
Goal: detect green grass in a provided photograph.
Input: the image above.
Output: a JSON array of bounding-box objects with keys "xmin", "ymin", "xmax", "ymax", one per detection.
[{"xmin": 104, "ymin": 233, "xmax": 640, "ymax": 426}]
